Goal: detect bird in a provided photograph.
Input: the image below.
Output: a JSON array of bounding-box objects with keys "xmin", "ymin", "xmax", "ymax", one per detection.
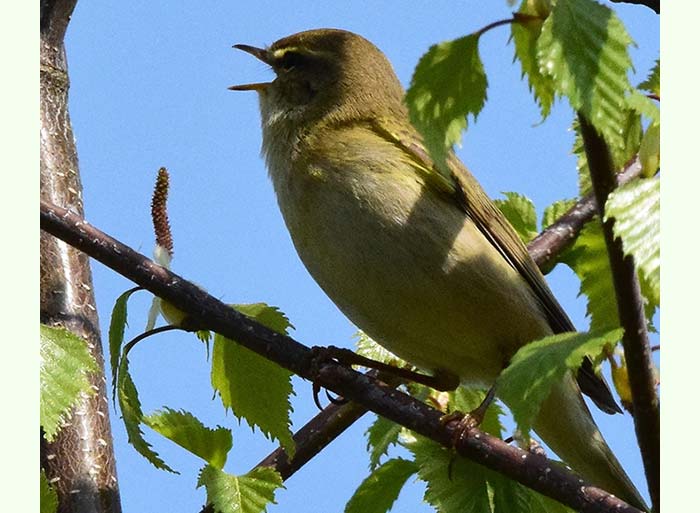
[{"xmin": 229, "ymin": 28, "xmax": 646, "ymax": 509}]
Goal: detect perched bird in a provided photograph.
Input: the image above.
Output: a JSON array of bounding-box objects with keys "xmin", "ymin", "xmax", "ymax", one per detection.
[{"xmin": 230, "ymin": 28, "xmax": 645, "ymax": 509}]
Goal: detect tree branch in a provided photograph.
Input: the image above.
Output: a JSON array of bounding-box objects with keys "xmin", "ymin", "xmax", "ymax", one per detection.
[
  {"xmin": 41, "ymin": 200, "xmax": 643, "ymax": 513},
  {"xmin": 577, "ymin": 114, "xmax": 659, "ymax": 511}
]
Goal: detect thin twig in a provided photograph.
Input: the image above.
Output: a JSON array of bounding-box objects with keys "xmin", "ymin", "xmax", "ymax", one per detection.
[
  {"xmin": 41, "ymin": 199, "xmax": 643, "ymax": 513},
  {"xmin": 577, "ymin": 114, "xmax": 659, "ymax": 511}
]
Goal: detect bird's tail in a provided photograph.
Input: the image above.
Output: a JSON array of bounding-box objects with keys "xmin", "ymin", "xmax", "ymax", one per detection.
[{"xmin": 532, "ymin": 372, "xmax": 648, "ymax": 511}]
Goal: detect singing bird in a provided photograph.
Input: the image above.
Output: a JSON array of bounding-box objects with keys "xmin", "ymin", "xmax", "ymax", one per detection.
[{"xmin": 230, "ymin": 28, "xmax": 645, "ymax": 509}]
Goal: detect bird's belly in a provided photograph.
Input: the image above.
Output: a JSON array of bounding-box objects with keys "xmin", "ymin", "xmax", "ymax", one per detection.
[{"xmin": 274, "ymin": 165, "xmax": 551, "ymax": 386}]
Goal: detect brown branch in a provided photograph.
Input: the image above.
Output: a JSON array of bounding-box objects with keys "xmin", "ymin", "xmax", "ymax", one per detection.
[
  {"xmin": 40, "ymin": 1, "xmax": 122, "ymax": 512},
  {"xmin": 528, "ymin": 156, "xmax": 643, "ymax": 273},
  {"xmin": 578, "ymin": 114, "xmax": 659, "ymax": 511},
  {"xmin": 41, "ymin": 200, "xmax": 643, "ymax": 513}
]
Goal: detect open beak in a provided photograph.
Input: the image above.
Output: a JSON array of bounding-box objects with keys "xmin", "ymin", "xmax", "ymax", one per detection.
[{"xmin": 228, "ymin": 44, "xmax": 273, "ymax": 92}]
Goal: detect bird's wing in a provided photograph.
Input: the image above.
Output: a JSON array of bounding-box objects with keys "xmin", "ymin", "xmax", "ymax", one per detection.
[{"xmin": 371, "ymin": 119, "xmax": 621, "ymax": 414}]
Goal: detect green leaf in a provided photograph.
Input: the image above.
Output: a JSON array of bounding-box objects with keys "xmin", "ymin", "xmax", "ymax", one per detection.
[
  {"xmin": 198, "ymin": 466, "xmax": 283, "ymax": 513},
  {"xmin": 144, "ymin": 408, "xmax": 232, "ymax": 469},
  {"xmin": 407, "ymin": 436, "xmax": 491, "ymax": 513},
  {"xmin": 542, "ymin": 198, "xmax": 576, "ymax": 229},
  {"xmin": 345, "ymin": 458, "xmax": 418, "ymax": 513},
  {"xmin": 40, "ymin": 470, "xmax": 58, "ymax": 513},
  {"xmin": 638, "ymin": 122, "xmax": 660, "ymax": 178},
  {"xmin": 366, "ymin": 415, "xmax": 402, "ymax": 470},
  {"xmin": 638, "ymin": 59, "xmax": 659, "ymax": 96},
  {"xmin": 451, "ymin": 387, "xmax": 504, "ymax": 438},
  {"xmin": 355, "ymin": 331, "xmax": 406, "ymax": 367},
  {"xmin": 625, "ymin": 90, "xmax": 660, "ymax": 125},
  {"xmin": 605, "ymin": 178, "xmax": 660, "ymax": 307},
  {"xmin": 494, "ymin": 192, "xmax": 538, "ymax": 243},
  {"xmin": 512, "ymin": 1, "xmax": 556, "ymax": 118},
  {"xmin": 108, "ymin": 288, "xmax": 139, "ymax": 398},
  {"xmin": 538, "ymin": 0, "xmax": 634, "ymax": 151},
  {"xmin": 560, "ymin": 220, "xmax": 619, "ymax": 331},
  {"xmin": 497, "ymin": 329, "xmax": 623, "ymax": 433},
  {"xmin": 406, "ymin": 34, "xmax": 487, "ymax": 166},
  {"xmin": 211, "ymin": 304, "xmax": 295, "ymax": 454},
  {"xmin": 40, "ymin": 325, "xmax": 98, "ymax": 442},
  {"xmin": 117, "ymin": 355, "xmax": 175, "ymax": 472}
]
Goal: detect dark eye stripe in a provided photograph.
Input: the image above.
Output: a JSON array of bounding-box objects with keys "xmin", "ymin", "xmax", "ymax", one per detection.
[{"xmin": 277, "ymin": 51, "xmax": 307, "ymax": 71}]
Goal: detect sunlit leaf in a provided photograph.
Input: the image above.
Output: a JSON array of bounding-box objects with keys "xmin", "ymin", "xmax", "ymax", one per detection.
[
  {"xmin": 345, "ymin": 458, "xmax": 418, "ymax": 513},
  {"xmin": 198, "ymin": 466, "xmax": 283, "ymax": 513}
]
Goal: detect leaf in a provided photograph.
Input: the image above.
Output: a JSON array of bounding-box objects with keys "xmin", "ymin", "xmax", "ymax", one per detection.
[
  {"xmin": 366, "ymin": 415, "xmax": 402, "ymax": 470},
  {"xmin": 40, "ymin": 325, "xmax": 98, "ymax": 442},
  {"xmin": 638, "ymin": 122, "xmax": 660, "ymax": 178},
  {"xmin": 198, "ymin": 466, "xmax": 283, "ymax": 513},
  {"xmin": 40, "ymin": 470, "xmax": 58, "ymax": 513},
  {"xmin": 560, "ymin": 220, "xmax": 619, "ymax": 331},
  {"xmin": 355, "ymin": 331, "xmax": 406, "ymax": 367},
  {"xmin": 211, "ymin": 304, "xmax": 295, "ymax": 454},
  {"xmin": 407, "ymin": 436, "xmax": 491, "ymax": 513},
  {"xmin": 605, "ymin": 178, "xmax": 660, "ymax": 307},
  {"xmin": 406, "ymin": 34, "xmax": 487, "ymax": 166},
  {"xmin": 638, "ymin": 59, "xmax": 659, "ymax": 96},
  {"xmin": 117, "ymin": 355, "xmax": 175, "ymax": 472},
  {"xmin": 144, "ymin": 408, "xmax": 232, "ymax": 469},
  {"xmin": 497, "ymin": 329, "xmax": 623, "ymax": 433},
  {"xmin": 538, "ymin": 0, "xmax": 634, "ymax": 151},
  {"xmin": 345, "ymin": 458, "xmax": 418, "ymax": 513},
  {"xmin": 512, "ymin": 1, "xmax": 556, "ymax": 118},
  {"xmin": 625, "ymin": 90, "xmax": 660, "ymax": 125},
  {"xmin": 108, "ymin": 288, "xmax": 139, "ymax": 398},
  {"xmin": 541, "ymin": 198, "xmax": 576, "ymax": 229},
  {"xmin": 494, "ymin": 192, "xmax": 538, "ymax": 243}
]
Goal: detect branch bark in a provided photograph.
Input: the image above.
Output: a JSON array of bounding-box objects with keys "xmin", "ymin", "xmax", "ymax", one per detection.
[
  {"xmin": 578, "ymin": 114, "xmax": 659, "ymax": 511},
  {"xmin": 41, "ymin": 200, "xmax": 643, "ymax": 513},
  {"xmin": 40, "ymin": 1, "xmax": 122, "ymax": 512}
]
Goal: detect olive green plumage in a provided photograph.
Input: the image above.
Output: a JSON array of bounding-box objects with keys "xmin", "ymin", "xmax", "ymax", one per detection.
[{"xmin": 231, "ymin": 28, "xmax": 646, "ymax": 510}]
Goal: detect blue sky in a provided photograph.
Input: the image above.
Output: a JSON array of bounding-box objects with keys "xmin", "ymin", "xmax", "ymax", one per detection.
[{"xmin": 63, "ymin": 2, "xmax": 659, "ymax": 512}]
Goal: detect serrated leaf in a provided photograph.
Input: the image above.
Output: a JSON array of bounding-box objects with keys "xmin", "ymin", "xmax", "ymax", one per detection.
[
  {"xmin": 605, "ymin": 178, "xmax": 660, "ymax": 307},
  {"xmin": 117, "ymin": 355, "xmax": 175, "ymax": 472},
  {"xmin": 108, "ymin": 288, "xmax": 139, "ymax": 398},
  {"xmin": 494, "ymin": 192, "xmax": 538, "ymax": 243},
  {"xmin": 638, "ymin": 59, "xmax": 659, "ymax": 96},
  {"xmin": 512, "ymin": 2, "xmax": 556, "ymax": 118},
  {"xmin": 638, "ymin": 122, "xmax": 660, "ymax": 178},
  {"xmin": 625, "ymin": 90, "xmax": 660, "ymax": 125},
  {"xmin": 366, "ymin": 415, "xmax": 403, "ymax": 470},
  {"xmin": 538, "ymin": 0, "xmax": 634, "ymax": 151},
  {"xmin": 40, "ymin": 325, "xmax": 98, "ymax": 442},
  {"xmin": 542, "ymin": 198, "xmax": 576, "ymax": 229},
  {"xmin": 451, "ymin": 387, "xmax": 504, "ymax": 439},
  {"xmin": 560, "ymin": 220, "xmax": 619, "ymax": 330},
  {"xmin": 198, "ymin": 466, "xmax": 283, "ymax": 513},
  {"xmin": 355, "ymin": 331, "xmax": 406, "ymax": 367},
  {"xmin": 144, "ymin": 408, "xmax": 232, "ymax": 469},
  {"xmin": 407, "ymin": 436, "xmax": 491, "ymax": 513},
  {"xmin": 497, "ymin": 329, "xmax": 623, "ymax": 433},
  {"xmin": 40, "ymin": 470, "xmax": 58, "ymax": 513},
  {"xmin": 406, "ymin": 34, "xmax": 487, "ymax": 166},
  {"xmin": 345, "ymin": 458, "xmax": 418, "ymax": 513},
  {"xmin": 211, "ymin": 304, "xmax": 295, "ymax": 454}
]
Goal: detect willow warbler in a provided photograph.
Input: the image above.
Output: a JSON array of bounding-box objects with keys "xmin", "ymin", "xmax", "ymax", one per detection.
[{"xmin": 231, "ymin": 28, "xmax": 645, "ymax": 509}]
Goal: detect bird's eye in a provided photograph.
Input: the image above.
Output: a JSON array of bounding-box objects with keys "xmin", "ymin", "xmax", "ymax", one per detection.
[{"xmin": 277, "ymin": 51, "xmax": 306, "ymax": 71}]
